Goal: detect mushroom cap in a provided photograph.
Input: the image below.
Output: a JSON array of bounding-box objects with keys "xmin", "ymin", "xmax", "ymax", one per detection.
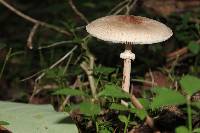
[{"xmin": 86, "ymin": 15, "xmax": 173, "ymax": 44}]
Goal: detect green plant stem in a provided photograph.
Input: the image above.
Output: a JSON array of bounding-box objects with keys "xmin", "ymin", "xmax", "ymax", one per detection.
[
  {"xmin": 187, "ymin": 95, "xmax": 192, "ymax": 133},
  {"xmin": 124, "ymin": 114, "xmax": 130, "ymax": 133},
  {"xmin": 80, "ymin": 39, "xmax": 97, "ymax": 98},
  {"xmin": 0, "ymin": 48, "xmax": 12, "ymax": 79},
  {"xmin": 95, "ymin": 121, "xmax": 99, "ymax": 133},
  {"xmin": 92, "ymin": 116, "xmax": 99, "ymax": 133},
  {"xmin": 80, "ymin": 61, "xmax": 96, "ymax": 98}
]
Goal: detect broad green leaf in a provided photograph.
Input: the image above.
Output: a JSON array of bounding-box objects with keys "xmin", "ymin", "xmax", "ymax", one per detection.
[
  {"xmin": 193, "ymin": 128, "xmax": 200, "ymax": 133},
  {"xmin": 110, "ymin": 103, "xmax": 129, "ymax": 111},
  {"xmin": 130, "ymin": 107, "xmax": 147, "ymax": 120},
  {"xmin": 53, "ymin": 88, "xmax": 86, "ymax": 96},
  {"xmin": 0, "ymin": 121, "xmax": 9, "ymax": 125},
  {"xmin": 95, "ymin": 66, "xmax": 115, "ymax": 75},
  {"xmin": 151, "ymin": 88, "xmax": 186, "ymax": 109},
  {"xmin": 98, "ymin": 84, "xmax": 130, "ymax": 98},
  {"xmin": 175, "ymin": 126, "xmax": 189, "ymax": 133},
  {"xmin": 188, "ymin": 41, "xmax": 200, "ymax": 54},
  {"xmin": 138, "ymin": 98, "xmax": 151, "ymax": 110},
  {"xmin": 180, "ymin": 75, "xmax": 200, "ymax": 95},
  {"xmin": 0, "ymin": 101, "xmax": 78, "ymax": 133},
  {"xmin": 78, "ymin": 102, "xmax": 101, "ymax": 116},
  {"xmin": 118, "ymin": 115, "xmax": 128, "ymax": 123},
  {"xmin": 135, "ymin": 109, "xmax": 147, "ymax": 120}
]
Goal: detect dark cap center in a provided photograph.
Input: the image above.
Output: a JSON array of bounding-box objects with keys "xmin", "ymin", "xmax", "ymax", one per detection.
[{"xmin": 117, "ymin": 16, "xmax": 143, "ymax": 24}]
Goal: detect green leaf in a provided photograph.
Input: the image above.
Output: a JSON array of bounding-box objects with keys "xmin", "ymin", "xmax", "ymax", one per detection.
[
  {"xmin": 95, "ymin": 66, "xmax": 115, "ymax": 75},
  {"xmin": 99, "ymin": 129, "xmax": 112, "ymax": 133},
  {"xmin": 0, "ymin": 101, "xmax": 78, "ymax": 133},
  {"xmin": 193, "ymin": 128, "xmax": 200, "ymax": 133},
  {"xmin": 45, "ymin": 68, "xmax": 65, "ymax": 78},
  {"xmin": 188, "ymin": 41, "xmax": 200, "ymax": 54},
  {"xmin": 130, "ymin": 107, "xmax": 147, "ymax": 120},
  {"xmin": 151, "ymin": 88, "xmax": 186, "ymax": 109},
  {"xmin": 98, "ymin": 84, "xmax": 130, "ymax": 98},
  {"xmin": 118, "ymin": 115, "xmax": 128, "ymax": 123},
  {"xmin": 0, "ymin": 121, "xmax": 9, "ymax": 125},
  {"xmin": 52, "ymin": 88, "xmax": 86, "ymax": 96},
  {"xmin": 138, "ymin": 98, "xmax": 151, "ymax": 110},
  {"xmin": 180, "ymin": 75, "xmax": 200, "ymax": 95},
  {"xmin": 175, "ymin": 126, "xmax": 189, "ymax": 133},
  {"xmin": 135, "ymin": 109, "xmax": 147, "ymax": 120},
  {"xmin": 110, "ymin": 103, "xmax": 129, "ymax": 111},
  {"xmin": 78, "ymin": 102, "xmax": 101, "ymax": 116}
]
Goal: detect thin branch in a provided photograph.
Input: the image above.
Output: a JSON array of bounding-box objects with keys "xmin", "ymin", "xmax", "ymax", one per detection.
[
  {"xmin": 130, "ymin": 95, "xmax": 154, "ymax": 128},
  {"xmin": 27, "ymin": 23, "xmax": 39, "ymax": 49},
  {"xmin": 131, "ymin": 79, "xmax": 157, "ymax": 86},
  {"xmin": 128, "ymin": 0, "xmax": 138, "ymax": 12},
  {"xmin": 38, "ymin": 40, "xmax": 74, "ymax": 49},
  {"xmin": 166, "ymin": 47, "xmax": 188, "ymax": 61},
  {"xmin": 69, "ymin": 0, "xmax": 89, "ymax": 24},
  {"xmin": 20, "ymin": 70, "xmax": 44, "ymax": 81},
  {"xmin": 0, "ymin": 48, "xmax": 12, "ymax": 79},
  {"xmin": 108, "ymin": 0, "xmax": 128, "ymax": 15},
  {"xmin": 0, "ymin": 0, "xmax": 71, "ymax": 36},
  {"xmin": 80, "ymin": 61, "xmax": 96, "ymax": 98}
]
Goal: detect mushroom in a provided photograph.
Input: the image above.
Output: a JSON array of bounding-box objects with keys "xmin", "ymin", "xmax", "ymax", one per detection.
[{"xmin": 86, "ymin": 15, "xmax": 172, "ymax": 127}]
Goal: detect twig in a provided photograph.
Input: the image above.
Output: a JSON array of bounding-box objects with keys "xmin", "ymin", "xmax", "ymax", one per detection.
[
  {"xmin": 130, "ymin": 95, "xmax": 154, "ymax": 128},
  {"xmin": 80, "ymin": 61, "xmax": 96, "ymax": 98},
  {"xmin": 131, "ymin": 79, "xmax": 157, "ymax": 86},
  {"xmin": 63, "ymin": 51, "xmax": 73, "ymax": 74},
  {"xmin": 27, "ymin": 23, "xmax": 39, "ymax": 49},
  {"xmin": 29, "ymin": 45, "xmax": 78, "ymax": 102},
  {"xmin": 0, "ymin": 48, "xmax": 12, "ymax": 79},
  {"xmin": 166, "ymin": 47, "xmax": 188, "ymax": 62},
  {"xmin": 38, "ymin": 40, "xmax": 74, "ymax": 49},
  {"xmin": 129, "ymin": 0, "xmax": 138, "ymax": 9},
  {"xmin": 113, "ymin": 5, "xmax": 127, "ymax": 15},
  {"xmin": 68, "ymin": 0, "xmax": 89, "ymax": 24},
  {"xmin": 20, "ymin": 70, "xmax": 44, "ymax": 81},
  {"xmin": 149, "ymin": 69, "xmax": 155, "ymax": 88},
  {"xmin": 0, "ymin": 0, "xmax": 71, "ymax": 36},
  {"xmin": 108, "ymin": 0, "xmax": 128, "ymax": 15}
]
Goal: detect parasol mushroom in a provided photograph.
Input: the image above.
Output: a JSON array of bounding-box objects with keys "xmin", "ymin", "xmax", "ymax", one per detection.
[{"xmin": 86, "ymin": 15, "xmax": 173, "ymax": 128}]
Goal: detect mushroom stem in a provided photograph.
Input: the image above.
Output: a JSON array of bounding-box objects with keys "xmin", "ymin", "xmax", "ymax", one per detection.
[
  {"xmin": 120, "ymin": 43, "xmax": 135, "ymax": 93},
  {"xmin": 122, "ymin": 58, "xmax": 131, "ymax": 93}
]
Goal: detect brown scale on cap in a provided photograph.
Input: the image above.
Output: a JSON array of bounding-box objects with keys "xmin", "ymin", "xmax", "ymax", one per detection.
[{"xmin": 117, "ymin": 16, "xmax": 143, "ymax": 24}]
